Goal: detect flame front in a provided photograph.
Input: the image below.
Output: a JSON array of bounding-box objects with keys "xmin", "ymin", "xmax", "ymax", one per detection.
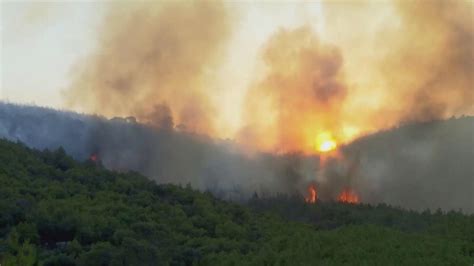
[
  {"xmin": 90, "ymin": 153, "xmax": 98, "ymax": 162},
  {"xmin": 64, "ymin": 2, "xmax": 474, "ymax": 155},
  {"xmin": 305, "ymin": 184, "xmax": 317, "ymax": 204},
  {"xmin": 316, "ymin": 132, "xmax": 337, "ymax": 153},
  {"xmin": 337, "ymin": 188, "xmax": 359, "ymax": 204}
]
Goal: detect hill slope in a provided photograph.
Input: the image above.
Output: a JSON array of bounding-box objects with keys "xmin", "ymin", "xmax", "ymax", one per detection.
[
  {"xmin": 1, "ymin": 102, "xmax": 473, "ymax": 212},
  {"xmin": 0, "ymin": 102, "xmax": 316, "ymax": 199},
  {"xmin": 0, "ymin": 139, "xmax": 473, "ymax": 265},
  {"xmin": 339, "ymin": 117, "xmax": 474, "ymax": 212}
]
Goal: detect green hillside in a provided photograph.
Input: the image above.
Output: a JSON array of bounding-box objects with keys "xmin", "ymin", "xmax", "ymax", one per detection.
[{"xmin": 0, "ymin": 139, "xmax": 472, "ymax": 265}]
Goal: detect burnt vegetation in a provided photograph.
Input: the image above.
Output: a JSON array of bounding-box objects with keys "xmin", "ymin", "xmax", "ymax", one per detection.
[{"xmin": 0, "ymin": 139, "xmax": 473, "ymax": 265}]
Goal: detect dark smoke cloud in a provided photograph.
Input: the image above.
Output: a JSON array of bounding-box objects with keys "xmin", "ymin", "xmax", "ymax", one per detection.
[
  {"xmin": 340, "ymin": 118, "xmax": 474, "ymax": 213},
  {"xmin": 306, "ymin": 116, "xmax": 474, "ymax": 213},
  {"xmin": 386, "ymin": 0, "xmax": 474, "ymax": 122},
  {"xmin": 61, "ymin": 1, "xmax": 473, "ymax": 154},
  {"xmin": 304, "ymin": 0, "xmax": 474, "ymax": 137},
  {"xmin": 3, "ymin": 0, "xmax": 473, "ymax": 214},
  {"xmin": 240, "ymin": 26, "xmax": 348, "ymax": 153},
  {"xmin": 65, "ymin": 1, "xmax": 234, "ymax": 135}
]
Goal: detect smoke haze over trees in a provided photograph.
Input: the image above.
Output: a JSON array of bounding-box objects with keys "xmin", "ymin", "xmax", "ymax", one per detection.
[
  {"xmin": 58, "ymin": 1, "xmax": 474, "ymax": 153},
  {"xmin": 1, "ymin": 102, "xmax": 473, "ymax": 213},
  {"xmin": 0, "ymin": 138, "xmax": 473, "ymax": 265}
]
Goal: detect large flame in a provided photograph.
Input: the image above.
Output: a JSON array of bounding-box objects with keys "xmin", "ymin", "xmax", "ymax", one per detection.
[
  {"xmin": 65, "ymin": 1, "xmax": 473, "ymax": 154},
  {"xmin": 305, "ymin": 184, "xmax": 318, "ymax": 204},
  {"xmin": 315, "ymin": 132, "xmax": 337, "ymax": 153},
  {"xmin": 337, "ymin": 188, "xmax": 359, "ymax": 204},
  {"xmin": 89, "ymin": 153, "xmax": 99, "ymax": 163}
]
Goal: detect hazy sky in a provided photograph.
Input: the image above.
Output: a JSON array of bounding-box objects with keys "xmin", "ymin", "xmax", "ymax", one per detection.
[
  {"xmin": 1, "ymin": 1, "xmax": 105, "ymax": 108},
  {"xmin": 1, "ymin": 0, "xmax": 322, "ymax": 123}
]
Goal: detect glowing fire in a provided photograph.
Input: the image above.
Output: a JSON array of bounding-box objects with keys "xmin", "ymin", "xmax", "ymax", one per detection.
[
  {"xmin": 305, "ymin": 184, "xmax": 317, "ymax": 203},
  {"xmin": 90, "ymin": 153, "xmax": 98, "ymax": 162},
  {"xmin": 337, "ymin": 188, "xmax": 359, "ymax": 204},
  {"xmin": 315, "ymin": 132, "xmax": 337, "ymax": 153}
]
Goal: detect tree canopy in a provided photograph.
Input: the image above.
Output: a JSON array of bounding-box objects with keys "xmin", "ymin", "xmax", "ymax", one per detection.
[{"xmin": 0, "ymin": 139, "xmax": 472, "ymax": 265}]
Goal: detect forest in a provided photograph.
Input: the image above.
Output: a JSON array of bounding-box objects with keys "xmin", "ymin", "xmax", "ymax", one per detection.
[{"xmin": 0, "ymin": 138, "xmax": 473, "ymax": 265}]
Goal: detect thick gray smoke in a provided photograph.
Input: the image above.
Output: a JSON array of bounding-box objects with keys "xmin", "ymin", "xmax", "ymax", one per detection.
[
  {"xmin": 0, "ymin": 102, "xmax": 315, "ymax": 200},
  {"xmin": 1, "ymin": 102, "xmax": 473, "ymax": 212},
  {"xmin": 317, "ymin": 118, "xmax": 474, "ymax": 213},
  {"xmin": 340, "ymin": 119, "xmax": 474, "ymax": 213}
]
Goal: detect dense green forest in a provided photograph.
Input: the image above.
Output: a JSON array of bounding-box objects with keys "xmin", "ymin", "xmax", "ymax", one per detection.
[{"xmin": 0, "ymin": 139, "xmax": 473, "ymax": 265}]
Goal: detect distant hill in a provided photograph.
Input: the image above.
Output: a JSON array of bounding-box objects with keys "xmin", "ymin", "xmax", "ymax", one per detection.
[
  {"xmin": 337, "ymin": 117, "xmax": 474, "ymax": 212},
  {"xmin": 1, "ymin": 102, "xmax": 473, "ymax": 213},
  {"xmin": 0, "ymin": 139, "xmax": 473, "ymax": 265},
  {"xmin": 0, "ymin": 102, "xmax": 315, "ymax": 200}
]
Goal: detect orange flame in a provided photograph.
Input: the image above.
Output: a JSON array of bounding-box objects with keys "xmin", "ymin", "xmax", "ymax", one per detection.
[
  {"xmin": 337, "ymin": 188, "xmax": 359, "ymax": 204},
  {"xmin": 90, "ymin": 153, "xmax": 98, "ymax": 162},
  {"xmin": 305, "ymin": 184, "xmax": 317, "ymax": 203},
  {"xmin": 315, "ymin": 132, "xmax": 337, "ymax": 153}
]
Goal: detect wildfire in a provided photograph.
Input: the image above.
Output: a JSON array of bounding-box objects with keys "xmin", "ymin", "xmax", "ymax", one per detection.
[
  {"xmin": 305, "ymin": 184, "xmax": 317, "ymax": 203},
  {"xmin": 316, "ymin": 132, "xmax": 337, "ymax": 153},
  {"xmin": 337, "ymin": 188, "xmax": 359, "ymax": 204},
  {"xmin": 90, "ymin": 153, "xmax": 98, "ymax": 162}
]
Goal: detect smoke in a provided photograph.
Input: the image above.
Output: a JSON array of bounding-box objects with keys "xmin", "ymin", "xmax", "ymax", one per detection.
[
  {"xmin": 63, "ymin": 1, "xmax": 473, "ymax": 153},
  {"xmin": 0, "ymin": 102, "xmax": 314, "ymax": 200},
  {"xmin": 237, "ymin": 0, "xmax": 473, "ymax": 152},
  {"xmin": 341, "ymin": 118, "xmax": 474, "ymax": 213},
  {"xmin": 239, "ymin": 26, "xmax": 348, "ymax": 153},
  {"xmin": 65, "ymin": 1, "xmax": 233, "ymax": 135},
  {"xmin": 294, "ymin": 0, "xmax": 474, "ymax": 212},
  {"xmin": 322, "ymin": 0, "xmax": 473, "ymax": 128},
  {"xmin": 4, "ymin": 1, "xmax": 473, "ymax": 212},
  {"xmin": 380, "ymin": 1, "xmax": 474, "ymax": 122},
  {"xmin": 2, "ymin": 102, "xmax": 473, "ymax": 212}
]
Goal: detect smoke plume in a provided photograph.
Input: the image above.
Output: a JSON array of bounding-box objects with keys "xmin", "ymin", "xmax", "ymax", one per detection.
[
  {"xmin": 239, "ymin": 26, "xmax": 348, "ymax": 153},
  {"xmin": 238, "ymin": 0, "xmax": 473, "ymax": 152},
  {"xmin": 0, "ymin": 103, "xmax": 314, "ymax": 200},
  {"xmin": 387, "ymin": 0, "xmax": 474, "ymax": 122},
  {"xmin": 64, "ymin": 1, "xmax": 473, "ymax": 153},
  {"xmin": 2, "ymin": 103, "xmax": 473, "ymax": 212},
  {"xmin": 5, "ymin": 1, "xmax": 472, "ymax": 212},
  {"xmin": 66, "ymin": 1, "xmax": 233, "ymax": 135},
  {"xmin": 321, "ymin": 0, "xmax": 473, "ymax": 129}
]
